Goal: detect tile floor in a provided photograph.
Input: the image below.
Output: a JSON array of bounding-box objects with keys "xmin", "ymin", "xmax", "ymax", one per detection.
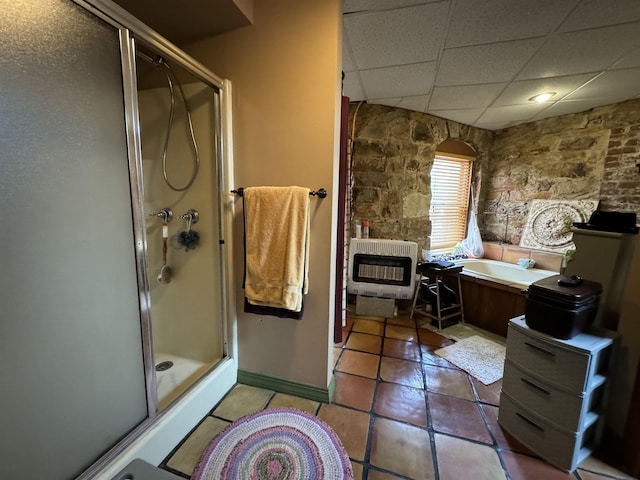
[{"xmin": 159, "ymin": 311, "xmax": 636, "ymax": 480}]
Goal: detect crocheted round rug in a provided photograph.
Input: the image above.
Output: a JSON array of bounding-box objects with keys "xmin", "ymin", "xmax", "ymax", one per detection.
[{"xmin": 192, "ymin": 407, "xmax": 353, "ymax": 480}]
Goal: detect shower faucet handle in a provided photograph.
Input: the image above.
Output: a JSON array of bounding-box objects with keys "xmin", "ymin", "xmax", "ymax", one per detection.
[
  {"xmin": 180, "ymin": 209, "xmax": 199, "ymax": 225},
  {"xmin": 149, "ymin": 208, "xmax": 173, "ymax": 222}
]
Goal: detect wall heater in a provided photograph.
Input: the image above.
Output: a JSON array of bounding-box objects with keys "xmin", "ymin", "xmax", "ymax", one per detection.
[{"xmin": 347, "ymin": 238, "xmax": 418, "ymax": 299}]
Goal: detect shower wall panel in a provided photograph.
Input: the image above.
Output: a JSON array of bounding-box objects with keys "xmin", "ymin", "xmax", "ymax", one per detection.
[{"xmin": 138, "ymin": 81, "xmax": 225, "ymax": 365}]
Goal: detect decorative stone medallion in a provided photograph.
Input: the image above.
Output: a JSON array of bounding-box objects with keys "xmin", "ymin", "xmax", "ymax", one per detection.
[{"xmin": 520, "ymin": 200, "xmax": 598, "ymax": 253}]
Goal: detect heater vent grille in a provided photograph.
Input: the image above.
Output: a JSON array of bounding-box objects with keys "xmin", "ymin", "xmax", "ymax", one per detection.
[
  {"xmin": 347, "ymin": 239, "xmax": 418, "ymax": 299},
  {"xmin": 350, "ymin": 238, "xmax": 416, "ymax": 257}
]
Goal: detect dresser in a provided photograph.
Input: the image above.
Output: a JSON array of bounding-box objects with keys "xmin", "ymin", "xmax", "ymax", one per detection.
[{"xmin": 498, "ymin": 316, "xmax": 617, "ymax": 472}]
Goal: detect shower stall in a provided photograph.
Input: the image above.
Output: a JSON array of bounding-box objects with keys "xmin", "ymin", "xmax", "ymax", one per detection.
[
  {"xmin": 136, "ymin": 47, "xmax": 227, "ymax": 411},
  {"xmin": 0, "ymin": 1, "xmax": 237, "ymax": 479}
]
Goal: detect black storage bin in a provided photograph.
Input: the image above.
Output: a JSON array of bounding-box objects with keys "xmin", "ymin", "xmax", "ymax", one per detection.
[{"xmin": 525, "ymin": 275, "xmax": 602, "ymax": 339}]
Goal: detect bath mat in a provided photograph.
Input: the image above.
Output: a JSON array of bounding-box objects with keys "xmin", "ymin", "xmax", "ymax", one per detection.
[
  {"xmin": 419, "ymin": 321, "xmax": 506, "ymax": 345},
  {"xmin": 435, "ymin": 335, "xmax": 506, "ymax": 385},
  {"xmin": 192, "ymin": 407, "xmax": 353, "ymax": 480}
]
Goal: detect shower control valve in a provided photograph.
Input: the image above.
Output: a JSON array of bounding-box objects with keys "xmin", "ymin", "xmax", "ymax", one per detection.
[
  {"xmin": 180, "ymin": 209, "xmax": 199, "ymax": 225},
  {"xmin": 149, "ymin": 208, "xmax": 173, "ymax": 222}
]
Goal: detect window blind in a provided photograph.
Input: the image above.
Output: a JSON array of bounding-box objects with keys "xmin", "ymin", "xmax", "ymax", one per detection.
[{"xmin": 429, "ymin": 154, "xmax": 473, "ymax": 250}]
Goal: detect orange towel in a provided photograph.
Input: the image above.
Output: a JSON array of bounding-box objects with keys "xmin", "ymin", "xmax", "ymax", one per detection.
[{"xmin": 243, "ymin": 186, "xmax": 310, "ymax": 312}]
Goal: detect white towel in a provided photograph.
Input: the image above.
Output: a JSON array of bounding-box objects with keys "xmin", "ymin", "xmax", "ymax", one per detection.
[{"xmin": 243, "ymin": 186, "xmax": 310, "ymax": 312}]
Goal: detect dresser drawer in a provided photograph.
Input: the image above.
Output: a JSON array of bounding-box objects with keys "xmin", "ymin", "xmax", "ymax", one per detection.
[
  {"xmin": 506, "ymin": 323, "xmax": 591, "ymax": 392},
  {"xmin": 498, "ymin": 392, "xmax": 600, "ymax": 472},
  {"xmin": 502, "ymin": 360, "xmax": 604, "ymax": 432}
]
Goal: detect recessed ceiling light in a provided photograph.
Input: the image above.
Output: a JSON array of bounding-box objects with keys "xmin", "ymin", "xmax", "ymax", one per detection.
[{"xmin": 529, "ymin": 92, "xmax": 556, "ymax": 103}]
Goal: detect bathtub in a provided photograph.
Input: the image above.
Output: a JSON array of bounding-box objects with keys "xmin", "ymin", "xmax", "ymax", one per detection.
[
  {"xmin": 453, "ymin": 258, "xmax": 558, "ymax": 336},
  {"xmin": 457, "ymin": 258, "xmax": 558, "ymax": 289}
]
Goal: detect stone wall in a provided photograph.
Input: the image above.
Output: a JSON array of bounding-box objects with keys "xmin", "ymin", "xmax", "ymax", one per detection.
[
  {"xmin": 349, "ymin": 104, "xmax": 493, "ymax": 252},
  {"xmin": 485, "ymin": 99, "xmax": 640, "ymax": 244},
  {"xmin": 350, "ymin": 99, "xmax": 640, "ymax": 252}
]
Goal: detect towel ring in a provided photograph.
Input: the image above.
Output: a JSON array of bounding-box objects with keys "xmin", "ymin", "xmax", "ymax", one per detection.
[{"xmin": 231, "ymin": 187, "xmax": 327, "ymax": 199}]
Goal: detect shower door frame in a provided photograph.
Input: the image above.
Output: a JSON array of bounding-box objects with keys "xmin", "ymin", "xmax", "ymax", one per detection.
[{"xmin": 73, "ymin": 0, "xmax": 237, "ymax": 477}]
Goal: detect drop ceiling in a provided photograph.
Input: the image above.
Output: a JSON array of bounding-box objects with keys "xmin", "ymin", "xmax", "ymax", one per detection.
[
  {"xmin": 110, "ymin": 0, "xmax": 640, "ymax": 131},
  {"xmin": 343, "ymin": 0, "xmax": 640, "ymax": 130}
]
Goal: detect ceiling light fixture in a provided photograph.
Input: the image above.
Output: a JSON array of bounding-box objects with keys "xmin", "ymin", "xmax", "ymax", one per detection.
[{"xmin": 529, "ymin": 92, "xmax": 556, "ymax": 103}]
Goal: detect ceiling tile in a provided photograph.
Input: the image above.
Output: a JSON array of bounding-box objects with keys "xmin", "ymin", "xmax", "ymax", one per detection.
[
  {"xmin": 558, "ymin": 0, "xmax": 640, "ymax": 31},
  {"xmin": 445, "ymin": 0, "xmax": 576, "ymax": 48},
  {"xmin": 517, "ymin": 23, "xmax": 640, "ymax": 80},
  {"xmin": 429, "ymin": 83, "xmax": 507, "ymax": 110},
  {"xmin": 374, "ymin": 95, "xmax": 430, "ymax": 112},
  {"xmin": 436, "ymin": 38, "xmax": 545, "ymax": 86},
  {"xmin": 565, "ymin": 68, "xmax": 640, "ymax": 101},
  {"xmin": 343, "ymin": 0, "xmax": 439, "ymax": 14},
  {"xmin": 612, "ymin": 47, "xmax": 640, "ymax": 69},
  {"xmin": 343, "ymin": 71, "xmax": 366, "ymax": 101},
  {"xmin": 342, "ymin": 35, "xmax": 356, "ymax": 72},
  {"xmin": 428, "ymin": 108, "xmax": 485, "ymax": 125},
  {"xmin": 531, "ymin": 98, "xmax": 622, "ymax": 120},
  {"xmin": 361, "ymin": 62, "xmax": 437, "ymax": 99},
  {"xmin": 474, "ymin": 120, "xmax": 519, "ymax": 130},
  {"xmin": 476, "ymin": 103, "xmax": 550, "ymax": 123},
  {"xmin": 492, "ymin": 73, "xmax": 595, "ymax": 106},
  {"xmin": 344, "ymin": 2, "xmax": 449, "ymax": 69}
]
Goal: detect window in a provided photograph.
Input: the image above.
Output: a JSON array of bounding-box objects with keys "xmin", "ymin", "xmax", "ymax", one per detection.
[{"xmin": 429, "ymin": 153, "xmax": 473, "ymax": 251}]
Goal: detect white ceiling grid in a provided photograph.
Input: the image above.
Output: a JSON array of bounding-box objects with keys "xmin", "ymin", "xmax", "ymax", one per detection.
[{"xmin": 342, "ymin": 0, "xmax": 640, "ymax": 130}]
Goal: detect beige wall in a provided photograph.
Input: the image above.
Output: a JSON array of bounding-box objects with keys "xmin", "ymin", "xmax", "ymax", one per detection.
[{"xmin": 185, "ymin": 0, "xmax": 342, "ymax": 388}]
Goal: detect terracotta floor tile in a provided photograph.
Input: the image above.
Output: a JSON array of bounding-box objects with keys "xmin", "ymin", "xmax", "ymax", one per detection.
[
  {"xmin": 385, "ymin": 324, "xmax": 418, "ymax": 342},
  {"xmin": 415, "ymin": 317, "xmax": 433, "ymax": 330},
  {"xmin": 379, "ymin": 356, "xmax": 424, "ymax": 389},
  {"xmin": 351, "ymin": 461, "xmax": 364, "ymax": 480},
  {"xmin": 578, "ymin": 456, "xmax": 636, "ymax": 479},
  {"xmin": 435, "ymin": 433, "xmax": 506, "ymax": 480},
  {"xmin": 428, "ymin": 392, "xmax": 492, "ymax": 444},
  {"xmin": 480, "ymin": 404, "xmax": 533, "ymax": 454},
  {"xmin": 420, "ymin": 344, "xmax": 457, "ymax": 368},
  {"xmin": 165, "ymin": 416, "xmax": 230, "ymax": 475},
  {"xmin": 341, "ymin": 328, "xmax": 350, "ymax": 341},
  {"xmin": 336, "ymin": 349, "xmax": 380, "ymax": 379},
  {"xmin": 332, "ymin": 346, "xmax": 342, "ymax": 368},
  {"xmin": 162, "ymin": 316, "xmax": 631, "ymax": 480},
  {"xmin": 471, "ymin": 376, "xmax": 502, "ymax": 405},
  {"xmin": 382, "ymin": 337, "xmax": 421, "ymax": 361},
  {"xmin": 423, "ymin": 365, "xmax": 474, "ymax": 400},
  {"xmin": 346, "ymin": 331, "xmax": 383, "ymax": 354},
  {"xmin": 367, "ymin": 469, "xmax": 405, "ymax": 479},
  {"xmin": 211, "ymin": 384, "xmax": 273, "ymax": 421},
  {"xmin": 577, "ymin": 470, "xmax": 633, "ymax": 480},
  {"xmin": 387, "ymin": 313, "xmax": 416, "ymax": 328},
  {"xmin": 332, "ymin": 371, "xmax": 376, "ymax": 412},
  {"xmin": 374, "ymin": 382, "xmax": 427, "ymax": 427},
  {"xmin": 266, "ymin": 393, "xmax": 319, "ymax": 414},
  {"xmin": 418, "ymin": 328, "xmax": 455, "ymax": 347},
  {"xmin": 500, "ymin": 450, "xmax": 576, "ymax": 480},
  {"xmin": 317, "ymin": 404, "xmax": 370, "ymax": 461},
  {"xmin": 369, "ymin": 417, "xmax": 434, "ymax": 480},
  {"xmin": 352, "ymin": 318, "xmax": 385, "ymax": 336},
  {"xmin": 357, "ymin": 314, "xmax": 386, "ymax": 322},
  {"xmin": 344, "ymin": 315, "xmax": 356, "ymax": 329}
]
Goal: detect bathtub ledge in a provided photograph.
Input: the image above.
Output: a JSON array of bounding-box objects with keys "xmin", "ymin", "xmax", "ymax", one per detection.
[{"xmin": 459, "ymin": 270, "xmax": 527, "ymax": 293}]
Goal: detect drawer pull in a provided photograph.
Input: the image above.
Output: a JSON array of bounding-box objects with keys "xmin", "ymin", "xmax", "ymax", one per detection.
[
  {"xmin": 516, "ymin": 412, "xmax": 545, "ymax": 432},
  {"xmin": 524, "ymin": 341, "xmax": 555, "ymax": 357},
  {"xmin": 520, "ymin": 377, "xmax": 550, "ymax": 395}
]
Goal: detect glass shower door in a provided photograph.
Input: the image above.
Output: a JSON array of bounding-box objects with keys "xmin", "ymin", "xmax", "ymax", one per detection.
[
  {"xmin": 136, "ymin": 45, "xmax": 226, "ymax": 411},
  {"xmin": 0, "ymin": 1, "xmax": 148, "ymax": 478}
]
